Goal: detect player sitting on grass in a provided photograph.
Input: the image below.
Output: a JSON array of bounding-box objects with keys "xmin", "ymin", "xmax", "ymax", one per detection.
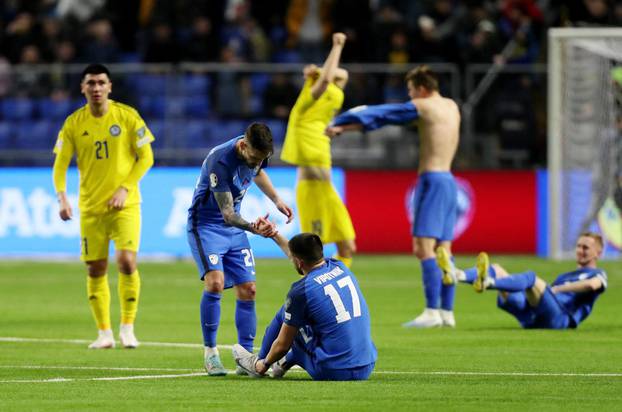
[
  {"xmin": 436, "ymin": 232, "xmax": 607, "ymax": 329},
  {"xmin": 232, "ymin": 232, "xmax": 377, "ymax": 380}
]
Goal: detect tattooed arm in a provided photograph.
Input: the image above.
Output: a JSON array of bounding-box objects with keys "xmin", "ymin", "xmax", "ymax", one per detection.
[
  {"xmin": 214, "ymin": 191, "xmax": 255, "ymax": 232},
  {"xmin": 213, "ymin": 191, "xmax": 276, "ymax": 237}
]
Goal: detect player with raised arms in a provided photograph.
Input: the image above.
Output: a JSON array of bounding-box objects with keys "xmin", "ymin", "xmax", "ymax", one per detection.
[
  {"xmin": 187, "ymin": 122, "xmax": 293, "ymax": 376},
  {"xmin": 280, "ymin": 32, "xmax": 356, "ymax": 268},
  {"xmin": 436, "ymin": 233, "xmax": 607, "ymax": 329},
  {"xmin": 326, "ymin": 66, "xmax": 460, "ymax": 328}
]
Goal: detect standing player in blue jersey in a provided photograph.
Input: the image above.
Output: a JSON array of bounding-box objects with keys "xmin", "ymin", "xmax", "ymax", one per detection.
[
  {"xmin": 233, "ymin": 233, "xmax": 377, "ymax": 380},
  {"xmin": 326, "ymin": 66, "xmax": 460, "ymax": 328},
  {"xmin": 187, "ymin": 122, "xmax": 293, "ymax": 376},
  {"xmin": 436, "ymin": 233, "xmax": 607, "ymax": 329}
]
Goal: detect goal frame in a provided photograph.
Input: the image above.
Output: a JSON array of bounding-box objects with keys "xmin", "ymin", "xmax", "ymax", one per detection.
[{"xmin": 548, "ymin": 28, "xmax": 622, "ymax": 259}]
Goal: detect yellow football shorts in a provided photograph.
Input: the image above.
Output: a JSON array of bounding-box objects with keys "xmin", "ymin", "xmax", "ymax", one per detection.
[
  {"xmin": 296, "ymin": 180, "xmax": 355, "ymax": 244},
  {"xmin": 80, "ymin": 204, "xmax": 141, "ymax": 261}
]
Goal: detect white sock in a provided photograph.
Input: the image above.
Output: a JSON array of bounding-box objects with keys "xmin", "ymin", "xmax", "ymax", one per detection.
[{"xmin": 205, "ymin": 346, "xmax": 219, "ymax": 358}]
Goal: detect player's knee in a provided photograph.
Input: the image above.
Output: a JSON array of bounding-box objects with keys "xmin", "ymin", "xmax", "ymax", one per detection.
[
  {"xmin": 86, "ymin": 260, "xmax": 107, "ymax": 276},
  {"xmin": 117, "ymin": 256, "xmax": 137, "ymax": 274},
  {"xmin": 238, "ymin": 282, "xmax": 256, "ymax": 300}
]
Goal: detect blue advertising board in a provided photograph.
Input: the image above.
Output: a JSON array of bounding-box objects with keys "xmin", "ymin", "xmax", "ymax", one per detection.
[{"xmin": 0, "ymin": 167, "xmax": 344, "ymax": 258}]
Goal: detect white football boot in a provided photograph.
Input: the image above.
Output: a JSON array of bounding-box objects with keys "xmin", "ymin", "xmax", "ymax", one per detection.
[
  {"xmin": 440, "ymin": 309, "xmax": 456, "ymax": 328},
  {"xmin": 402, "ymin": 308, "xmax": 443, "ymax": 328},
  {"xmin": 88, "ymin": 329, "xmax": 115, "ymax": 349},
  {"xmin": 232, "ymin": 344, "xmax": 262, "ymax": 378},
  {"xmin": 119, "ymin": 324, "xmax": 139, "ymax": 348}
]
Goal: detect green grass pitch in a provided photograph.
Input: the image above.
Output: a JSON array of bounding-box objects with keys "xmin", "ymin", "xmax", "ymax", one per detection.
[{"xmin": 0, "ymin": 255, "xmax": 620, "ymax": 411}]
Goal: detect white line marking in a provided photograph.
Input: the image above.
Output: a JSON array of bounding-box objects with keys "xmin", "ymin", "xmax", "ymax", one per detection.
[
  {"xmin": 0, "ymin": 336, "xmax": 233, "ymax": 350},
  {"xmin": 0, "ymin": 372, "xmax": 207, "ymax": 383},
  {"xmin": 2, "ymin": 337, "xmax": 621, "ymax": 382}
]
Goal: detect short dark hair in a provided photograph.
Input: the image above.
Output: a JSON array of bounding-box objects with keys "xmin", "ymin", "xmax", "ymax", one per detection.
[
  {"xmin": 81, "ymin": 64, "xmax": 111, "ymax": 81},
  {"xmin": 245, "ymin": 122, "xmax": 273, "ymax": 155},
  {"xmin": 405, "ymin": 65, "xmax": 438, "ymax": 92},
  {"xmin": 288, "ymin": 233, "xmax": 324, "ymax": 265}
]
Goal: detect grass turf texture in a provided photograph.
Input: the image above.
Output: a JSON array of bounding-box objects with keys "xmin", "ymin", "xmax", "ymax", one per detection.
[{"xmin": 0, "ymin": 255, "xmax": 620, "ymax": 411}]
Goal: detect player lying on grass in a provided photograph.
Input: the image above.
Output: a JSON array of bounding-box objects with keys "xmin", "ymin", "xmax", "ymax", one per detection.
[
  {"xmin": 436, "ymin": 232, "xmax": 607, "ymax": 329},
  {"xmin": 232, "ymin": 232, "xmax": 377, "ymax": 380}
]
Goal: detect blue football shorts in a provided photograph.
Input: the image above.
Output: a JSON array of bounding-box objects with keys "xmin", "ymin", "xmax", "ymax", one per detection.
[
  {"xmin": 412, "ymin": 171, "xmax": 457, "ymax": 241},
  {"xmin": 187, "ymin": 224, "xmax": 256, "ymax": 288}
]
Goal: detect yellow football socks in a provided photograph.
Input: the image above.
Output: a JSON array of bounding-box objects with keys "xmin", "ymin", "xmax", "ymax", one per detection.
[
  {"xmin": 335, "ymin": 255, "xmax": 353, "ymax": 268},
  {"xmin": 87, "ymin": 274, "xmax": 111, "ymax": 330},
  {"xmin": 118, "ymin": 270, "xmax": 141, "ymax": 325}
]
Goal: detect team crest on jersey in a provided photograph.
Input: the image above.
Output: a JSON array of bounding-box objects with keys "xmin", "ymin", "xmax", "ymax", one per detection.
[
  {"xmin": 209, "ymin": 254, "xmax": 219, "ymax": 265},
  {"xmin": 209, "ymin": 173, "xmax": 218, "ymax": 188},
  {"xmin": 109, "ymin": 124, "xmax": 121, "ymax": 137}
]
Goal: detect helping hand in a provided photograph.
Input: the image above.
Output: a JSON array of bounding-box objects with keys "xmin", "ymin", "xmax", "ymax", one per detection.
[
  {"xmin": 275, "ymin": 200, "xmax": 294, "ymax": 224},
  {"xmin": 254, "ymin": 214, "xmax": 278, "ymax": 238}
]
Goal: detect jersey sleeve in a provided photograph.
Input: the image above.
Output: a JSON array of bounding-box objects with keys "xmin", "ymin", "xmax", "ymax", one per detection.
[
  {"xmin": 331, "ymin": 101, "xmax": 420, "ymax": 131},
  {"xmin": 130, "ymin": 112, "xmax": 155, "ymax": 150},
  {"xmin": 207, "ymin": 160, "xmax": 232, "ymax": 193},
  {"xmin": 591, "ymin": 269, "xmax": 608, "ymax": 290},
  {"xmin": 52, "ymin": 121, "xmax": 75, "ymax": 193},
  {"xmin": 283, "ymin": 282, "xmax": 307, "ymax": 328},
  {"xmin": 290, "ymin": 79, "xmax": 316, "ymax": 115}
]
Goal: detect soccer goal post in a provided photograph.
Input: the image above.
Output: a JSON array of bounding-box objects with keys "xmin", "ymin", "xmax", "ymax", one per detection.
[{"xmin": 548, "ymin": 28, "xmax": 622, "ymax": 260}]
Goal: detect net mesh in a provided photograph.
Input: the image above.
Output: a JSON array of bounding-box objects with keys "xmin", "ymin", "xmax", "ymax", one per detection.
[{"xmin": 556, "ymin": 36, "xmax": 622, "ymax": 256}]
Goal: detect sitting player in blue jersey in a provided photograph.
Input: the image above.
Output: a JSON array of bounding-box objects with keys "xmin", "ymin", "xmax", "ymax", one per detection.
[
  {"xmin": 436, "ymin": 232, "xmax": 607, "ymax": 329},
  {"xmin": 232, "ymin": 232, "xmax": 377, "ymax": 380},
  {"xmin": 187, "ymin": 122, "xmax": 293, "ymax": 376}
]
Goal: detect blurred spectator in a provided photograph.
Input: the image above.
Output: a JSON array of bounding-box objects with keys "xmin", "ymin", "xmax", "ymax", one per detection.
[
  {"xmin": 144, "ymin": 22, "xmax": 178, "ymax": 63},
  {"xmin": 462, "ymin": 20, "xmax": 500, "ymax": 64},
  {"xmin": 56, "ymin": 0, "xmax": 105, "ymax": 22},
  {"xmin": 370, "ymin": 4, "xmax": 405, "ymax": 62},
  {"xmin": 262, "ymin": 73, "xmax": 298, "ymax": 119},
  {"xmin": 3, "ymin": 12, "xmax": 40, "ymax": 63},
  {"xmin": 497, "ymin": 0, "xmax": 543, "ymax": 64},
  {"xmin": 215, "ymin": 46, "xmax": 252, "ymax": 117},
  {"xmin": 286, "ymin": 0, "xmax": 334, "ymax": 63},
  {"xmin": 411, "ymin": 1, "xmax": 463, "ymax": 63},
  {"xmin": 183, "ymin": 16, "xmax": 219, "ymax": 62},
  {"xmin": 79, "ymin": 17, "xmax": 120, "ymax": 63},
  {"xmin": 332, "ymin": 0, "xmax": 373, "ymax": 62},
  {"xmin": 221, "ymin": 2, "xmax": 269, "ymax": 62},
  {"xmin": 386, "ymin": 28, "xmax": 411, "ymax": 64}
]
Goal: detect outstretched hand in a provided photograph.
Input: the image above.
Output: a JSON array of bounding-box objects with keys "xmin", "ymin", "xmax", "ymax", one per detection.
[
  {"xmin": 274, "ymin": 200, "xmax": 294, "ymax": 224},
  {"xmin": 325, "ymin": 125, "xmax": 344, "ymax": 138},
  {"xmin": 254, "ymin": 214, "xmax": 278, "ymax": 238}
]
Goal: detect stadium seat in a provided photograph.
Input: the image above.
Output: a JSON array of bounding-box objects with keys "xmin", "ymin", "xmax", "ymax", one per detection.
[
  {"xmin": 14, "ymin": 120, "xmax": 56, "ymax": 150},
  {"xmin": 136, "ymin": 74, "xmax": 169, "ymax": 96},
  {"xmin": 184, "ymin": 95, "xmax": 211, "ymax": 118},
  {"xmin": 1, "ymin": 98, "xmax": 36, "ymax": 121},
  {"xmin": 263, "ymin": 119, "xmax": 286, "ymax": 145},
  {"xmin": 146, "ymin": 119, "xmax": 165, "ymax": 148},
  {"xmin": 37, "ymin": 98, "xmax": 74, "ymax": 120},
  {"xmin": 181, "ymin": 120, "xmax": 209, "ymax": 148},
  {"xmin": 178, "ymin": 74, "xmax": 212, "ymax": 96},
  {"xmin": 0, "ymin": 121, "xmax": 13, "ymax": 149}
]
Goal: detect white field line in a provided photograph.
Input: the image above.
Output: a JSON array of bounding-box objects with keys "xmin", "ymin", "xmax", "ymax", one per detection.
[{"xmin": 2, "ymin": 336, "xmax": 622, "ymax": 382}]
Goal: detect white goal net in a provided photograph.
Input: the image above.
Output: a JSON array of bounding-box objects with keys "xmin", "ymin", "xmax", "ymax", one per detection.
[{"xmin": 548, "ymin": 28, "xmax": 622, "ymax": 259}]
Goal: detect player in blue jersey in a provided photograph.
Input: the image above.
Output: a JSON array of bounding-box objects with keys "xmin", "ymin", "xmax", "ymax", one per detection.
[
  {"xmin": 436, "ymin": 232, "xmax": 607, "ymax": 329},
  {"xmin": 187, "ymin": 122, "xmax": 293, "ymax": 376},
  {"xmin": 232, "ymin": 232, "xmax": 377, "ymax": 380},
  {"xmin": 326, "ymin": 66, "xmax": 460, "ymax": 328}
]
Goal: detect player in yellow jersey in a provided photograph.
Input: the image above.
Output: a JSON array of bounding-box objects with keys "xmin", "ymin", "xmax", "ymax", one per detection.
[
  {"xmin": 280, "ymin": 32, "xmax": 356, "ymax": 267},
  {"xmin": 52, "ymin": 64, "xmax": 155, "ymax": 349}
]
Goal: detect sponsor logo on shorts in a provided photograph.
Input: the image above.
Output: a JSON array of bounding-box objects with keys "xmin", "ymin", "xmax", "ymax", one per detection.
[{"xmin": 209, "ymin": 254, "xmax": 218, "ymax": 264}]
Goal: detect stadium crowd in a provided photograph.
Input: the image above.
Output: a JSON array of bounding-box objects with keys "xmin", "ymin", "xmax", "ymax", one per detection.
[
  {"xmin": 0, "ymin": 0, "xmax": 620, "ymax": 168},
  {"xmin": 1, "ymin": 0, "xmax": 620, "ymax": 67}
]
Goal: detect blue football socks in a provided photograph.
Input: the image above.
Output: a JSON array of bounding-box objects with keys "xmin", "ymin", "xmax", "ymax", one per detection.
[
  {"xmin": 492, "ymin": 271, "xmax": 536, "ymax": 292},
  {"xmin": 200, "ymin": 291, "xmax": 221, "ymax": 348},
  {"xmin": 421, "ymin": 258, "xmax": 441, "ymax": 309},
  {"xmin": 259, "ymin": 306, "xmax": 285, "ymax": 359},
  {"xmin": 235, "ymin": 300, "xmax": 256, "ymax": 352}
]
